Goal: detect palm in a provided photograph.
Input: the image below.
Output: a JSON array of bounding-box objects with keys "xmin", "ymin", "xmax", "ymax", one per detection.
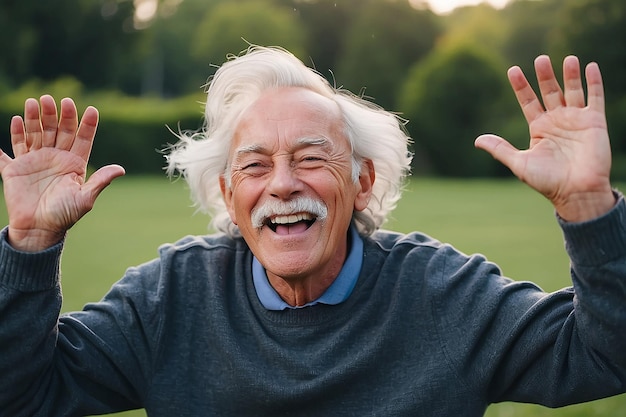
[
  {"xmin": 475, "ymin": 55, "xmax": 613, "ymax": 221},
  {"xmin": 3, "ymin": 148, "xmax": 91, "ymax": 235},
  {"xmin": 0, "ymin": 96, "xmax": 125, "ymax": 251},
  {"xmin": 516, "ymin": 103, "xmax": 610, "ymax": 202}
]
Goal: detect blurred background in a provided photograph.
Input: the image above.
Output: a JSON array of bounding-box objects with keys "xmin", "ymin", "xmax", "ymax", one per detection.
[{"xmin": 1, "ymin": 0, "xmax": 624, "ymax": 178}]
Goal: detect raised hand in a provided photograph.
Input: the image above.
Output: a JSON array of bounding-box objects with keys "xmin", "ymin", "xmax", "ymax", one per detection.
[
  {"xmin": 0, "ymin": 95, "xmax": 125, "ymax": 252},
  {"xmin": 475, "ymin": 55, "xmax": 615, "ymax": 222}
]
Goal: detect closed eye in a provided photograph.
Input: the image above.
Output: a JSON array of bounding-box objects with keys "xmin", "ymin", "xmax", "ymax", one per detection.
[
  {"xmin": 297, "ymin": 156, "xmax": 327, "ymax": 169},
  {"xmin": 236, "ymin": 161, "xmax": 271, "ymax": 176},
  {"xmin": 242, "ymin": 162, "xmax": 264, "ymax": 169}
]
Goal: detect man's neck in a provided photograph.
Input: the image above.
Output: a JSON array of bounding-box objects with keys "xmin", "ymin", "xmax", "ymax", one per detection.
[{"xmin": 266, "ymin": 259, "xmax": 345, "ymax": 307}]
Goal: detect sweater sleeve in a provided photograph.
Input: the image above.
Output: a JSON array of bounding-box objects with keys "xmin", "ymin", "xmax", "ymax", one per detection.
[
  {"xmin": 0, "ymin": 227, "xmax": 158, "ymax": 416},
  {"xmin": 431, "ymin": 195, "xmax": 626, "ymax": 408}
]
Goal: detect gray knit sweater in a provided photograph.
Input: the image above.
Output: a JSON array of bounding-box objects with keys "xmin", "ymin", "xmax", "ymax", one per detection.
[{"xmin": 1, "ymin": 198, "xmax": 626, "ymax": 416}]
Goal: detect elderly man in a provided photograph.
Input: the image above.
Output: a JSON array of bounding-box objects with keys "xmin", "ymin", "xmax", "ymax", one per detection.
[{"xmin": 0, "ymin": 46, "xmax": 624, "ymax": 416}]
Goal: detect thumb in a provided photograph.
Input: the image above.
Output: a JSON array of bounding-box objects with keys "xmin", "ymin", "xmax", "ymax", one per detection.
[
  {"xmin": 80, "ymin": 164, "xmax": 126, "ymax": 205},
  {"xmin": 474, "ymin": 134, "xmax": 519, "ymax": 171}
]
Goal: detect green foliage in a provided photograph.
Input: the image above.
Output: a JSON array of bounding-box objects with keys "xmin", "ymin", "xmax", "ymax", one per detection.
[
  {"xmin": 549, "ymin": 0, "xmax": 626, "ymax": 95},
  {"xmin": 336, "ymin": 0, "xmax": 441, "ymax": 110},
  {"xmin": 0, "ymin": 87, "xmax": 205, "ymax": 174},
  {"xmin": 191, "ymin": 1, "xmax": 307, "ymax": 65},
  {"xmin": 399, "ymin": 44, "xmax": 514, "ymax": 176},
  {"xmin": 2, "ymin": 0, "xmax": 626, "ymax": 178},
  {"xmin": 548, "ymin": 0, "xmax": 626, "ymax": 161},
  {"xmin": 501, "ymin": 0, "xmax": 568, "ymax": 74},
  {"xmin": 0, "ymin": 76, "xmax": 86, "ymax": 109},
  {"xmin": 275, "ymin": 0, "xmax": 361, "ymax": 80},
  {"xmin": 441, "ymin": 3, "xmax": 509, "ymax": 54},
  {"xmin": 92, "ymin": 94, "xmax": 205, "ymax": 174},
  {"xmin": 0, "ymin": 0, "xmax": 142, "ymax": 89}
]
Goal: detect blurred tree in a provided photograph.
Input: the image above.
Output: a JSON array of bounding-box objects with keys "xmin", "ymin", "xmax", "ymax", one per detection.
[
  {"xmin": 336, "ymin": 0, "xmax": 442, "ymax": 111},
  {"xmin": 547, "ymin": 0, "xmax": 626, "ymax": 161},
  {"xmin": 134, "ymin": 0, "xmax": 223, "ymax": 96},
  {"xmin": 399, "ymin": 43, "xmax": 513, "ymax": 176},
  {"xmin": 500, "ymin": 0, "xmax": 568, "ymax": 77},
  {"xmin": 442, "ymin": 3, "xmax": 509, "ymax": 55},
  {"xmin": 548, "ymin": 0, "xmax": 625, "ymax": 97},
  {"xmin": 272, "ymin": 0, "xmax": 361, "ymax": 81},
  {"xmin": 191, "ymin": 1, "xmax": 307, "ymax": 73},
  {"xmin": 0, "ymin": 0, "xmax": 142, "ymax": 90}
]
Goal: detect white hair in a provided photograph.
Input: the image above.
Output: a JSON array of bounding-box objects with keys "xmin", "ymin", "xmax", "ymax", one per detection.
[{"xmin": 165, "ymin": 45, "xmax": 412, "ymax": 237}]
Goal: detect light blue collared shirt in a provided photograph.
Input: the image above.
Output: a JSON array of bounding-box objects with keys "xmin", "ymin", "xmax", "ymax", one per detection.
[{"xmin": 252, "ymin": 225, "xmax": 363, "ymax": 310}]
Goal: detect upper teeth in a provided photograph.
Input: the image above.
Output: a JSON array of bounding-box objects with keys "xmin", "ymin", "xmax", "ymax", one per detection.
[{"xmin": 271, "ymin": 213, "xmax": 314, "ymax": 225}]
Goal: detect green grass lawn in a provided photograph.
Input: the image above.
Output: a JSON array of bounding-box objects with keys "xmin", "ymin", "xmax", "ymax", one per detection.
[{"xmin": 1, "ymin": 176, "xmax": 624, "ymax": 416}]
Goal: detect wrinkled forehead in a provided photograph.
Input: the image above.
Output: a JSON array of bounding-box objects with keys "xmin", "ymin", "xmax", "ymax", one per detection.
[
  {"xmin": 229, "ymin": 87, "xmax": 349, "ymax": 155},
  {"xmin": 241, "ymin": 86, "xmax": 343, "ymax": 124}
]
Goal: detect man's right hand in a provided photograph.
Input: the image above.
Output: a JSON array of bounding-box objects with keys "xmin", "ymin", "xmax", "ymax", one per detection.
[{"xmin": 0, "ymin": 95, "xmax": 125, "ymax": 252}]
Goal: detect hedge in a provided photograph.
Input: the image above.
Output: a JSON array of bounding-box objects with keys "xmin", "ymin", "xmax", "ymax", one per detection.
[{"xmin": 0, "ymin": 79, "xmax": 205, "ymax": 174}]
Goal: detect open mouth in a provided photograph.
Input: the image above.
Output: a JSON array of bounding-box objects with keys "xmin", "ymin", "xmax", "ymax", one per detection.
[{"xmin": 265, "ymin": 212, "xmax": 316, "ymax": 235}]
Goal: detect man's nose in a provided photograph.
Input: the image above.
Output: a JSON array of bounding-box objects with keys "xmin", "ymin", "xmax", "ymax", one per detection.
[{"xmin": 267, "ymin": 160, "xmax": 302, "ymax": 199}]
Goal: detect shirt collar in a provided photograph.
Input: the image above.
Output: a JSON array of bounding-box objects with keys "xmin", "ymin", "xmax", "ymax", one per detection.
[{"xmin": 252, "ymin": 224, "xmax": 364, "ymax": 310}]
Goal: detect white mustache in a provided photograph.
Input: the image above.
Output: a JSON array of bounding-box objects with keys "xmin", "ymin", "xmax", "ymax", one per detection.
[{"xmin": 251, "ymin": 197, "xmax": 328, "ymax": 228}]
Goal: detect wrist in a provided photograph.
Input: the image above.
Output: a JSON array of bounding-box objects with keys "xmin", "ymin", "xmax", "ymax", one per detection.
[
  {"xmin": 554, "ymin": 188, "xmax": 617, "ymax": 223},
  {"xmin": 7, "ymin": 227, "xmax": 66, "ymax": 252}
]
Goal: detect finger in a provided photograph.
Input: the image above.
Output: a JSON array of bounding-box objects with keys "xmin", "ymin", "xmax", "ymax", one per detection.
[
  {"xmin": 23, "ymin": 98, "xmax": 43, "ymax": 150},
  {"xmin": 475, "ymin": 134, "xmax": 522, "ymax": 175},
  {"xmin": 508, "ymin": 65, "xmax": 545, "ymax": 124},
  {"xmin": 10, "ymin": 116, "xmax": 28, "ymax": 158},
  {"xmin": 562, "ymin": 56, "xmax": 585, "ymax": 108},
  {"xmin": 535, "ymin": 55, "xmax": 565, "ymax": 111},
  {"xmin": 70, "ymin": 106, "xmax": 99, "ymax": 163},
  {"xmin": 56, "ymin": 98, "xmax": 79, "ymax": 151},
  {"xmin": 585, "ymin": 61, "xmax": 605, "ymax": 114},
  {"xmin": 79, "ymin": 164, "xmax": 126, "ymax": 209},
  {"xmin": 40, "ymin": 95, "xmax": 59, "ymax": 147}
]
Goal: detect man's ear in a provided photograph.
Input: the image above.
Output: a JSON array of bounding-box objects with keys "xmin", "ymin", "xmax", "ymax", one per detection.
[
  {"xmin": 219, "ymin": 175, "xmax": 238, "ymax": 225},
  {"xmin": 354, "ymin": 159, "xmax": 375, "ymax": 212}
]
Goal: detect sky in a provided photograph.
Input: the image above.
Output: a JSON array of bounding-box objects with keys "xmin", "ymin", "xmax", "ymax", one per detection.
[
  {"xmin": 132, "ymin": 0, "xmax": 514, "ymax": 25},
  {"xmin": 132, "ymin": 0, "xmax": 515, "ymax": 22},
  {"xmin": 424, "ymin": 0, "xmax": 510, "ymax": 14}
]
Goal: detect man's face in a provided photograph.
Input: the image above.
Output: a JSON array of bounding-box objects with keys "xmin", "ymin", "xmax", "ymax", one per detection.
[{"xmin": 220, "ymin": 87, "xmax": 373, "ymax": 295}]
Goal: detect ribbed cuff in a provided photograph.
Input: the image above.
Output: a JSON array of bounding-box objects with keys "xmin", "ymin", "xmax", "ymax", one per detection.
[
  {"xmin": 559, "ymin": 191, "xmax": 626, "ymax": 267},
  {"xmin": 0, "ymin": 227, "xmax": 63, "ymax": 292}
]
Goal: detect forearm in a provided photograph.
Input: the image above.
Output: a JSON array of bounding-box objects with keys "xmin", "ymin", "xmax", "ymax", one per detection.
[
  {"xmin": 561, "ymin": 191, "xmax": 626, "ymax": 367},
  {"xmin": 499, "ymin": 192, "xmax": 626, "ymax": 404},
  {"xmin": 0, "ymin": 226, "xmax": 148, "ymax": 415},
  {"xmin": 0, "ymin": 227, "xmax": 63, "ymax": 413},
  {"xmin": 432, "ymin": 195, "xmax": 626, "ymax": 406}
]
